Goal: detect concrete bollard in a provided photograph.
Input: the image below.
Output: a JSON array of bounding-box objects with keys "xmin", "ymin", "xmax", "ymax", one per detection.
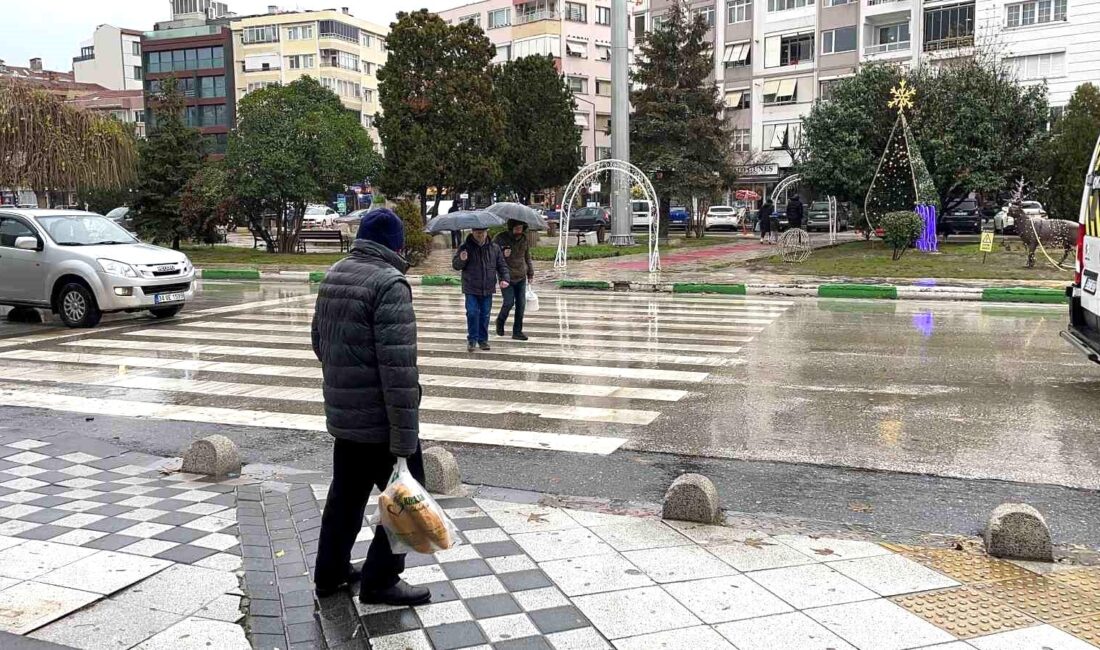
[
  {"xmin": 662, "ymin": 473, "xmax": 720, "ymax": 524},
  {"xmin": 181, "ymin": 435, "xmax": 241, "ymax": 477},
  {"xmin": 423, "ymin": 446, "xmax": 461, "ymax": 496},
  {"xmin": 985, "ymin": 503, "xmax": 1053, "ymax": 561}
]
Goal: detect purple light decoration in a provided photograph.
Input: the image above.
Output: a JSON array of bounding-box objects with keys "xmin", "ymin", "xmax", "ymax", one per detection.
[
  {"xmin": 912, "ymin": 311, "xmax": 934, "ymax": 338},
  {"xmin": 916, "ymin": 204, "xmax": 938, "ymax": 252}
]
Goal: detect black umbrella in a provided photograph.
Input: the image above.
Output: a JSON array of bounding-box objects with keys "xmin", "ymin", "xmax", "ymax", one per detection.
[
  {"xmin": 425, "ymin": 210, "xmax": 506, "ymax": 233},
  {"xmin": 486, "ymin": 202, "xmax": 548, "ymax": 231}
]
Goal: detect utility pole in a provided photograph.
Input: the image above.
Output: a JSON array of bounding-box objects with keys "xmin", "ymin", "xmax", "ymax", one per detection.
[{"xmin": 609, "ymin": 0, "xmax": 634, "ymax": 245}]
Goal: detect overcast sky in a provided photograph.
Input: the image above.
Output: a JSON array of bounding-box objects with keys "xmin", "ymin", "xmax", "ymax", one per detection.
[{"xmin": 0, "ymin": 0, "xmax": 460, "ymax": 71}]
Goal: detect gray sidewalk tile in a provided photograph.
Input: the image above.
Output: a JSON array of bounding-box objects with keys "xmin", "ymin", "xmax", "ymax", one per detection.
[
  {"xmin": 807, "ymin": 599, "xmax": 958, "ymax": 650},
  {"xmin": 713, "ymin": 612, "xmax": 858, "ymax": 650},
  {"xmin": 29, "ymin": 599, "xmax": 181, "ymax": 649},
  {"xmin": 612, "ymin": 625, "xmax": 736, "ymax": 650},
  {"xmin": 747, "ymin": 563, "xmax": 879, "ymax": 609},
  {"xmin": 571, "ymin": 586, "xmax": 701, "ymax": 639},
  {"xmin": 662, "ymin": 575, "xmax": 793, "ymax": 624}
]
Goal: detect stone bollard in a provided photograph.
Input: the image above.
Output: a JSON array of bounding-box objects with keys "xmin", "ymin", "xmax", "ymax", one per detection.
[
  {"xmin": 985, "ymin": 503, "xmax": 1053, "ymax": 561},
  {"xmin": 662, "ymin": 473, "xmax": 720, "ymax": 524},
  {"xmin": 423, "ymin": 446, "xmax": 461, "ymax": 496},
  {"xmin": 181, "ymin": 435, "xmax": 241, "ymax": 477}
]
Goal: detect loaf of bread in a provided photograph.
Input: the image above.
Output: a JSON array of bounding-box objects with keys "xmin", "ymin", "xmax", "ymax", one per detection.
[{"xmin": 379, "ymin": 482, "xmax": 455, "ymax": 552}]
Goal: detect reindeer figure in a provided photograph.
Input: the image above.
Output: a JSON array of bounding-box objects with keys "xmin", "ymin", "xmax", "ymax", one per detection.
[{"xmin": 1014, "ymin": 202, "xmax": 1077, "ymax": 268}]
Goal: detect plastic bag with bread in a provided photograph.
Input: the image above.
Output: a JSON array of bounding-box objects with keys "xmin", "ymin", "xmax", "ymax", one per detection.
[{"xmin": 376, "ymin": 457, "xmax": 461, "ymax": 554}]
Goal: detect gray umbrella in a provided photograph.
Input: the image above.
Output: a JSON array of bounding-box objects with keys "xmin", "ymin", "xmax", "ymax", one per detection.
[
  {"xmin": 425, "ymin": 210, "xmax": 505, "ymax": 233},
  {"xmin": 486, "ymin": 202, "xmax": 548, "ymax": 231}
]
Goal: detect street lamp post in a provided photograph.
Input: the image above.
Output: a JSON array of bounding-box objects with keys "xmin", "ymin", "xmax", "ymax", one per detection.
[{"xmin": 609, "ymin": 0, "xmax": 634, "ymax": 246}]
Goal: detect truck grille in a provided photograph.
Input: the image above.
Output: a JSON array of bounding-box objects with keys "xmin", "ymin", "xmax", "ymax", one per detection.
[{"xmin": 145, "ymin": 282, "xmax": 190, "ymax": 295}]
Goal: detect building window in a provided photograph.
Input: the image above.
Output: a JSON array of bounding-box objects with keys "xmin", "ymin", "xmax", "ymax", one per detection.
[
  {"xmin": 653, "ymin": 13, "xmax": 667, "ymax": 28},
  {"xmin": 1006, "ymin": 51, "xmax": 1066, "ymax": 80},
  {"xmin": 132, "ymin": 42, "xmax": 141, "ymax": 56},
  {"xmin": 565, "ymin": 2, "xmax": 588, "ymax": 22},
  {"xmin": 457, "ymin": 13, "xmax": 480, "ymax": 26},
  {"xmin": 819, "ymin": 78, "xmax": 844, "ymax": 100},
  {"xmin": 566, "ymin": 41, "xmax": 587, "ymax": 58},
  {"xmin": 764, "ymin": 122, "xmax": 802, "ymax": 149},
  {"xmin": 596, "ymin": 45, "xmax": 611, "ymax": 60},
  {"xmin": 923, "ymin": 2, "xmax": 975, "ymax": 51},
  {"xmin": 246, "ymin": 81, "xmax": 278, "ymax": 94},
  {"xmin": 567, "ymin": 76, "xmax": 588, "ymax": 94},
  {"xmin": 133, "ymin": 66, "xmax": 143, "ymax": 80},
  {"xmin": 826, "ymin": 0, "xmax": 852, "ymax": 5},
  {"xmin": 595, "ymin": 78, "xmax": 611, "ymax": 96},
  {"xmin": 724, "ymin": 89, "xmax": 751, "ymax": 110},
  {"xmin": 287, "ymin": 24, "xmax": 315, "ymax": 40},
  {"xmin": 362, "ymin": 33, "xmax": 373, "ymax": 47},
  {"xmin": 494, "ymin": 44, "xmax": 512, "ymax": 63},
  {"xmin": 287, "ymin": 54, "xmax": 315, "ymax": 69},
  {"xmin": 1006, "ymin": 0, "xmax": 1067, "ymax": 27},
  {"xmin": 821, "ymin": 26, "xmax": 856, "ymax": 54},
  {"xmin": 580, "ymin": 145, "xmax": 588, "ymax": 161},
  {"xmin": 80, "ymin": 46, "xmax": 95, "ymax": 59},
  {"xmin": 320, "ymin": 49, "xmax": 359, "ymax": 71},
  {"xmin": 732, "ymin": 128, "xmax": 750, "ymax": 152},
  {"xmin": 199, "ymin": 75, "xmax": 226, "ymax": 98},
  {"xmin": 874, "ymin": 21, "xmax": 910, "ymax": 50},
  {"xmin": 727, "ymin": 0, "xmax": 752, "ymax": 23},
  {"xmin": 1049, "ymin": 105, "xmax": 1065, "ymax": 126},
  {"xmin": 133, "ymin": 110, "xmax": 145, "ymax": 123},
  {"xmin": 693, "ymin": 6, "xmax": 716, "ymax": 27},
  {"xmin": 575, "ymin": 112, "xmax": 590, "ymax": 129},
  {"xmin": 242, "ymin": 25, "xmax": 279, "ymax": 44},
  {"xmin": 765, "ymin": 32, "xmax": 814, "ymax": 67},
  {"xmin": 768, "ymin": 0, "xmax": 813, "ymax": 11},
  {"xmin": 596, "ymin": 113, "xmax": 612, "ymax": 133},
  {"xmin": 596, "ymin": 5, "xmax": 611, "ymax": 24},
  {"xmin": 723, "ymin": 42, "xmax": 751, "ymax": 67},
  {"xmin": 319, "ymin": 20, "xmax": 360, "ymax": 42},
  {"xmin": 635, "ymin": 14, "xmax": 646, "ymax": 33},
  {"xmin": 762, "ymin": 78, "xmax": 799, "ymax": 104},
  {"xmin": 363, "ymin": 88, "xmax": 374, "ymax": 102},
  {"xmin": 514, "ymin": 36, "xmax": 561, "ymax": 58},
  {"xmin": 488, "ymin": 8, "xmax": 511, "ymax": 28},
  {"xmin": 596, "ymin": 146, "xmax": 612, "ymax": 160}
]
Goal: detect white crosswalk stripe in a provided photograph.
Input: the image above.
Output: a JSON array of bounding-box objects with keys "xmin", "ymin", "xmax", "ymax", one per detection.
[{"xmin": 0, "ymin": 289, "xmax": 791, "ymax": 455}]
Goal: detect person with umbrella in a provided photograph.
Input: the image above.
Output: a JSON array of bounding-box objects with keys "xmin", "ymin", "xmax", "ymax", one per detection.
[
  {"xmin": 453, "ymin": 228, "xmax": 510, "ymax": 352},
  {"xmin": 493, "ymin": 219, "xmax": 534, "ymax": 340},
  {"xmin": 447, "ymin": 200, "xmax": 463, "ymax": 249}
]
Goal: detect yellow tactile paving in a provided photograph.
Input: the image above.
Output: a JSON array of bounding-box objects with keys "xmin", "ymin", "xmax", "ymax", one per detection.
[
  {"xmin": 973, "ymin": 575, "xmax": 1100, "ymax": 623},
  {"xmin": 1051, "ymin": 568, "xmax": 1100, "ymax": 593},
  {"xmin": 892, "ymin": 587, "xmax": 1038, "ymax": 639},
  {"xmin": 898, "ymin": 548, "xmax": 1035, "ymax": 584},
  {"xmin": 1056, "ymin": 613, "xmax": 1100, "ymax": 647}
]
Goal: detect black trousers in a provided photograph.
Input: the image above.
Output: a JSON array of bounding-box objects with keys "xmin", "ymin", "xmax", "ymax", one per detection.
[
  {"xmin": 497, "ymin": 279, "xmax": 527, "ymax": 335},
  {"xmin": 314, "ymin": 438, "xmax": 425, "ymax": 591},
  {"xmin": 451, "ymin": 230, "xmax": 463, "ymax": 248}
]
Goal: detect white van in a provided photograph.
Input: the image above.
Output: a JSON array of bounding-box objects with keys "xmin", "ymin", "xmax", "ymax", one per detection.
[
  {"xmin": 631, "ymin": 200, "xmax": 653, "ymax": 229},
  {"xmin": 1062, "ymin": 133, "xmax": 1100, "ymax": 361}
]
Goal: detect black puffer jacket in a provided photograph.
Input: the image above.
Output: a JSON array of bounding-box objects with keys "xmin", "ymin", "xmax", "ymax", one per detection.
[
  {"xmin": 311, "ymin": 239, "xmax": 419, "ymax": 457},
  {"xmin": 452, "ymin": 234, "xmax": 510, "ymax": 296}
]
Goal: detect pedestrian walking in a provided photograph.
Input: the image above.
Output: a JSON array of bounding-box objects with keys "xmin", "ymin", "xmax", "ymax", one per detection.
[
  {"xmin": 494, "ymin": 219, "xmax": 534, "ymax": 341},
  {"xmin": 787, "ymin": 195, "xmax": 804, "ymax": 230},
  {"xmin": 311, "ymin": 208, "xmax": 431, "ymax": 607},
  {"xmin": 453, "ymin": 228, "xmax": 510, "ymax": 352},
  {"xmin": 759, "ymin": 199, "xmax": 774, "ymax": 244},
  {"xmin": 448, "ymin": 200, "xmax": 463, "ymax": 249}
]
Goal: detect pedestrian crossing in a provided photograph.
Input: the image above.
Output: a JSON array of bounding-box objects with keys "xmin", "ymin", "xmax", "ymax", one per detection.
[{"xmin": 0, "ymin": 288, "xmax": 793, "ymax": 455}]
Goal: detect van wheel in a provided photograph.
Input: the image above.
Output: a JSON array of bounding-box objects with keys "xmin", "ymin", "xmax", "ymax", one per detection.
[
  {"xmin": 150, "ymin": 306, "xmax": 183, "ymax": 319},
  {"xmin": 57, "ymin": 283, "xmax": 102, "ymax": 328}
]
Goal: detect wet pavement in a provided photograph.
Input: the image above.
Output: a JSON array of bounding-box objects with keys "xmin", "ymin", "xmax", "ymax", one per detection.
[{"xmin": 0, "ymin": 281, "xmax": 1098, "ymax": 549}]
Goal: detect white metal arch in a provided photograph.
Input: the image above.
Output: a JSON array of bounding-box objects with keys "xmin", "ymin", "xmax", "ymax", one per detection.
[
  {"xmin": 555, "ymin": 159, "xmax": 661, "ymax": 273},
  {"xmin": 772, "ymin": 174, "xmax": 801, "ymax": 203}
]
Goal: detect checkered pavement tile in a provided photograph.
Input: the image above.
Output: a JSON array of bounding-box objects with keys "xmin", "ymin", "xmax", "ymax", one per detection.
[{"xmin": 356, "ymin": 497, "xmax": 601, "ymax": 650}]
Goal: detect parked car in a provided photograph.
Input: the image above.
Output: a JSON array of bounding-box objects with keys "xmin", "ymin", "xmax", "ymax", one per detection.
[
  {"xmin": 568, "ymin": 206, "xmax": 611, "ymax": 238},
  {"xmin": 940, "ymin": 199, "xmax": 983, "ymax": 236},
  {"xmin": 705, "ymin": 205, "xmax": 740, "ymax": 231},
  {"xmin": 805, "ymin": 201, "xmax": 849, "ymax": 232},
  {"xmin": 630, "ymin": 201, "xmax": 654, "ymax": 229},
  {"xmin": 302, "ymin": 205, "xmax": 337, "ymax": 228},
  {"xmin": 334, "ymin": 209, "xmax": 369, "ymax": 227},
  {"xmin": 104, "ymin": 206, "xmax": 136, "ymax": 233},
  {"xmin": 669, "ymin": 206, "xmax": 690, "ymax": 230},
  {"xmin": 0, "ymin": 209, "xmax": 194, "ymax": 328},
  {"xmin": 994, "ymin": 201, "xmax": 1046, "ymax": 235}
]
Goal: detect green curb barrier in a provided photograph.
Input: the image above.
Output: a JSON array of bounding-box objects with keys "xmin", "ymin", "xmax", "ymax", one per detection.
[
  {"xmin": 421, "ymin": 275, "xmax": 461, "ymax": 286},
  {"xmin": 201, "ymin": 269, "xmax": 261, "ymax": 280},
  {"xmin": 672, "ymin": 283, "xmax": 747, "ymax": 295},
  {"xmin": 557, "ymin": 280, "xmax": 613, "ymax": 290},
  {"xmin": 308, "ymin": 271, "xmax": 326, "ymax": 283},
  {"xmin": 818, "ymin": 283, "xmax": 898, "ymax": 300},
  {"xmin": 981, "ymin": 287, "xmax": 1066, "ymax": 304}
]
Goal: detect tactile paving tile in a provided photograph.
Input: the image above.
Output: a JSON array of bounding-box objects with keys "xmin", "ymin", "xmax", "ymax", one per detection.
[
  {"xmin": 973, "ymin": 575, "xmax": 1100, "ymax": 623},
  {"xmin": 1056, "ymin": 613, "xmax": 1100, "ymax": 647},
  {"xmin": 1051, "ymin": 568, "xmax": 1100, "ymax": 594},
  {"xmin": 892, "ymin": 587, "xmax": 1037, "ymax": 639},
  {"xmin": 897, "ymin": 548, "xmax": 1034, "ymax": 584}
]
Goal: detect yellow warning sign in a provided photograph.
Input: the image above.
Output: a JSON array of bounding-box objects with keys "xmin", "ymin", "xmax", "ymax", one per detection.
[{"xmin": 980, "ymin": 232, "xmax": 995, "ymax": 252}]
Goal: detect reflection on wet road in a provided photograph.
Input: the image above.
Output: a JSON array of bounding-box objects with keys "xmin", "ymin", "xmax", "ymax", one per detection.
[{"xmin": 0, "ymin": 281, "xmax": 1095, "ymax": 490}]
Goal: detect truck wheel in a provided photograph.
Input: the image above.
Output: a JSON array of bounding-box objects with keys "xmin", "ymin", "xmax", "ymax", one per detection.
[
  {"xmin": 57, "ymin": 282, "xmax": 102, "ymax": 328},
  {"xmin": 150, "ymin": 305, "xmax": 184, "ymax": 319}
]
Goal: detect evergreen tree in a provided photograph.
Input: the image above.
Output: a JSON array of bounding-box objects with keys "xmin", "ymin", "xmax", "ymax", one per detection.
[
  {"xmin": 495, "ymin": 55, "xmax": 582, "ymax": 203},
  {"xmin": 132, "ymin": 79, "xmax": 204, "ymax": 249},
  {"xmin": 630, "ymin": 0, "xmax": 733, "ymax": 239},
  {"xmin": 1040, "ymin": 83, "xmax": 1100, "ymax": 220}
]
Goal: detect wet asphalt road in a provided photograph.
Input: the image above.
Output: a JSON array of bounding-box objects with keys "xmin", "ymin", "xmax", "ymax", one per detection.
[{"xmin": 1, "ymin": 280, "xmax": 1097, "ymax": 547}]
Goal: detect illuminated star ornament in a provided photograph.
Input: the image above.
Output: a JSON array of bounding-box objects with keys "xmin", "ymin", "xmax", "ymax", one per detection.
[{"xmin": 888, "ymin": 79, "xmax": 916, "ymax": 113}]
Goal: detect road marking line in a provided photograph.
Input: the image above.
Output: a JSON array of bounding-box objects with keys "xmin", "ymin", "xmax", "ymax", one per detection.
[
  {"xmin": 0, "ymin": 350, "xmax": 689, "ymax": 401},
  {"xmin": 414, "ymin": 287, "xmax": 796, "ymax": 307},
  {"xmin": 0, "ymin": 366, "xmax": 660, "ymax": 425},
  {"xmin": 278, "ymin": 300, "xmax": 789, "ymax": 317},
  {"xmin": 0, "ymin": 386, "xmax": 627, "ymax": 455},
  {"xmin": 224, "ymin": 312, "xmax": 772, "ymax": 331}
]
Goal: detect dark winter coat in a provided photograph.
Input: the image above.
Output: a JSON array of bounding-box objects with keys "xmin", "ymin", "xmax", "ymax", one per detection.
[
  {"xmin": 787, "ymin": 197, "xmax": 804, "ymax": 228},
  {"xmin": 758, "ymin": 203, "xmax": 774, "ymax": 232},
  {"xmin": 493, "ymin": 229, "xmax": 534, "ymax": 282},
  {"xmin": 311, "ymin": 239, "xmax": 420, "ymax": 457},
  {"xmin": 453, "ymin": 234, "xmax": 511, "ymax": 296}
]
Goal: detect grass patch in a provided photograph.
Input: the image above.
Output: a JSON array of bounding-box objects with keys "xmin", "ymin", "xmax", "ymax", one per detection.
[
  {"xmin": 531, "ymin": 235, "xmax": 730, "ymax": 262},
  {"xmin": 749, "ymin": 241, "xmax": 1071, "ymax": 281},
  {"xmin": 182, "ymin": 246, "xmax": 345, "ymax": 267}
]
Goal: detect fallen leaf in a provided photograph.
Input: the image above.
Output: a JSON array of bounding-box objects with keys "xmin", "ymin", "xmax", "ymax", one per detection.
[
  {"xmin": 274, "ymin": 550, "xmax": 285, "ymax": 558},
  {"xmin": 813, "ymin": 548, "xmax": 836, "ymax": 556},
  {"xmin": 849, "ymin": 502, "xmax": 874, "ymax": 513},
  {"xmin": 527, "ymin": 513, "xmax": 549, "ymax": 524},
  {"xmin": 742, "ymin": 537, "xmax": 776, "ymax": 549}
]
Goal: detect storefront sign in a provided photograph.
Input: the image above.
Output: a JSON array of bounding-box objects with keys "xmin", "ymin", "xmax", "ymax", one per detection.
[{"xmin": 733, "ymin": 163, "xmax": 780, "ymax": 180}]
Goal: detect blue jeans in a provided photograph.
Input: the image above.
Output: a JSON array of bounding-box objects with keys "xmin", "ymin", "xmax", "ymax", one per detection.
[
  {"xmin": 498, "ymin": 279, "xmax": 527, "ymax": 335},
  {"xmin": 464, "ymin": 294, "xmax": 493, "ymax": 344}
]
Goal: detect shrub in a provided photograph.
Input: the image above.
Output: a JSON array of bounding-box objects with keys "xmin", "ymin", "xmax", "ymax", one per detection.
[
  {"xmin": 881, "ymin": 210, "xmax": 923, "ymax": 260},
  {"xmin": 395, "ymin": 199, "xmax": 431, "ymax": 266}
]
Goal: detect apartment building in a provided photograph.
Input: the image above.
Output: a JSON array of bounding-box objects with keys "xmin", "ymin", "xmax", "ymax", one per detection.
[
  {"xmin": 639, "ymin": 0, "xmax": 1100, "ymax": 198},
  {"xmin": 230, "ymin": 7, "xmax": 387, "ymax": 142},
  {"xmin": 438, "ymin": 0, "xmax": 634, "ymax": 166},
  {"xmin": 72, "ymin": 25, "xmax": 145, "ymax": 92}
]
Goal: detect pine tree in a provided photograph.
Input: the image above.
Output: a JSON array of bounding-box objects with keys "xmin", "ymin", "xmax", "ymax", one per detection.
[{"xmin": 1040, "ymin": 83, "xmax": 1100, "ymax": 220}]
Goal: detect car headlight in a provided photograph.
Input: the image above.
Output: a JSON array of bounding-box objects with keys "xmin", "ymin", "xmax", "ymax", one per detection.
[
  {"xmin": 181, "ymin": 258, "xmax": 193, "ymax": 274},
  {"xmin": 97, "ymin": 259, "xmax": 139, "ymax": 278}
]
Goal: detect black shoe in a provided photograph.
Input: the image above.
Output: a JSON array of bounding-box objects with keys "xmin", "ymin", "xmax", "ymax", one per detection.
[
  {"xmin": 478, "ymin": 341, "xmax": 491, "ymax": 351},
  {"xmin": 315, "ymin": 565, "xmax": 361, "ymax": 598},
  {"xmin": 512, "ymin": 333, "xmax": 528, "ymax": 341},
  {"xmin": 496, "ymin": 319, "xmax": 505, "ymax": 337},
  {"xmin": 467, "ymin": 342, "xmax": 476, "ymax": 352},
  {"xmin": 359, "ymin": 580, "xmax": 431, "ymax": 606}
]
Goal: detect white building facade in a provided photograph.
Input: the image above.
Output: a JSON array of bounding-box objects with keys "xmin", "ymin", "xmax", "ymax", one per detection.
[{"xmin": 72, "ymin": 24, "xmax": 145, "ymax": 91}]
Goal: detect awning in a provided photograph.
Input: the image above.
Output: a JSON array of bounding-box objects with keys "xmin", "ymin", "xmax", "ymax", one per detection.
[
  {"xmin": 776, "ymin": 78, "xmax": 797, "ymax": 101},
  {"xmin": 574, "ymin": 112, "xmax": 589, "ymax": 128},
  {"xmin": 723, "ymin": 42, "xmax": 749, "ymax": 63},
  {"xmin": 596, "ymin": 45, "xmax": 611, "ymax": 60},
  {"xmin": 566, "ymin": 42, "xmax": 586, "ymax": 57},
  {"xmin": 762, "ymin": 79, "xmax": 780, "ymax": 95},
  {"xmin": 723, "ymin": 91, "xmax": 743, "ymax": 108}
]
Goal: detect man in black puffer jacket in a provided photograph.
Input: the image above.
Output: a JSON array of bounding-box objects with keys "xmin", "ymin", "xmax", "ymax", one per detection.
[{"xmin": 311, "ymin": 208, "xmax": 430, "ymax": 607}]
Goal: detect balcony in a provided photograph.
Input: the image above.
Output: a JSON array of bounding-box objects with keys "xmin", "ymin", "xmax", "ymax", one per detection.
[
  {"xmin": 923, "ymin": 34, "xmax": 974, "ymax": 52},
  {"xmin": 865, "ymin": 40, "xmax": 910, "ymax": 55},
  {"xmin": 516, "ymin": 10, "xmax": 559, "ymax": 24},
  {"xmin": 867, "ymin": 0, "xmax": 905, "ymax": 5}
]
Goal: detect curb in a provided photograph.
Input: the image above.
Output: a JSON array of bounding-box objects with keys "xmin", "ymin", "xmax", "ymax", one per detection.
[{"xmin": 197, "ymin": 269, "xmax": 460, "ymax": 285}]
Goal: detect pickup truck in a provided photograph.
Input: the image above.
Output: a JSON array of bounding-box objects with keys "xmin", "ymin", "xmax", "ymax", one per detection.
[{"xmin": 1062, "ymin": 133, "xmax": 1100, "ymax": 362}]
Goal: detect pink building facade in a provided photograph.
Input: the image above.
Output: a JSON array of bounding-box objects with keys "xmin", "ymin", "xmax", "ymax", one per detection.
[{"xmin": 438, "ymin": 0, "xmax": 634, "ymax": 167}]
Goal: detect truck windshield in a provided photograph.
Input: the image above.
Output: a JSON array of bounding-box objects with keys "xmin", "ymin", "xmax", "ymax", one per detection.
[{"xmin": 38, "ymin": 215, "xmax": 137, "ymax": 246}]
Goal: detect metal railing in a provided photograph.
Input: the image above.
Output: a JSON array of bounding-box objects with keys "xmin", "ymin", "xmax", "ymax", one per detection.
[
  {"xmin": 864, "ymin": 40, "xmax": 910, "ymax": 54},
  {"xmin": 867, "ymin": 0, "xmax": 906, "ymax": 5},
  {"xmin": 516, "ymin": 10, "xmax": 560, "ymax": 24},
  {"xmin": 923, "ymin": 34, "xmax": 974, "ymax": 52}
]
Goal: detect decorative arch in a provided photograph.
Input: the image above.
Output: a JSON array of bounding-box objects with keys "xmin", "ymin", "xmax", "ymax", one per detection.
[
  {"xmin": 771, "ymin": 174, "xmax": 802, "ymax": 203},
  {"xmin": 555, "ymin": 159, "xmax": 661, "ymax": 273}
]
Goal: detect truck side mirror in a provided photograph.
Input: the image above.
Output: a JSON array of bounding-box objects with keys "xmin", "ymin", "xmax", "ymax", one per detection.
[{"xmin": 14, "ymin": 236, "xmax": 40, "ymax": 251}]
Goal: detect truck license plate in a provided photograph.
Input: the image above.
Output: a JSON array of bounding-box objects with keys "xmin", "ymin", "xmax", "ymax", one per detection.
[{"xmin": 154, "ymin": 292, "xmax": 185, "ymax": 304}]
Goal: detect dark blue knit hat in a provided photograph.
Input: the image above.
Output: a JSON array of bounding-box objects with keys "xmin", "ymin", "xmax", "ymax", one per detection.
[{"xmin": 356, "ymin": 208, "xmax": 405, "ymax": 252}]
